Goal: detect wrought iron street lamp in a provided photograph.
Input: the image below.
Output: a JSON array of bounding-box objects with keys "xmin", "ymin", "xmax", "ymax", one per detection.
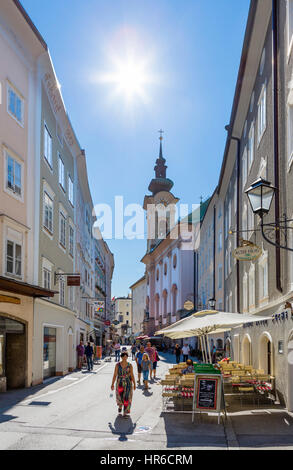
[
  {"xmin": 208, "ymin": 297, "xmax": 216, "ymax": 310},
  {"xmin": 245, "ymin": 178, "xmax": 276, "ymax": 217},
  {"xmin": 245, "ymin": 178, "xmax": 293, "ymax": 252}
]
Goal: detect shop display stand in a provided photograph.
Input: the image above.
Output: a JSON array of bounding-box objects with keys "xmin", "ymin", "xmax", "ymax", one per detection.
[{"xmin": 162, "ymin": 383, "xmax": 194, "ymax": 414}]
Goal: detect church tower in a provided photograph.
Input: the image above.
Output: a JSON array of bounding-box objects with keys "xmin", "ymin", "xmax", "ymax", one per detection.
[{"xmin": 143, "ymin": 132, "xmax": 179, "ymax": 252}]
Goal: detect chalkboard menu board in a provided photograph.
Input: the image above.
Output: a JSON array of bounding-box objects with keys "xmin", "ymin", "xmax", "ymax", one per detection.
[{"xmin": 196, "ymin": 378, "xmax": 218, "ymax": 410}]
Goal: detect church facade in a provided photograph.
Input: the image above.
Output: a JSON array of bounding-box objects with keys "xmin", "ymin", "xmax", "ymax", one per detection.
[{"xmin": 141, "ymin": 136, "xmax": 206, "ymax": 342}]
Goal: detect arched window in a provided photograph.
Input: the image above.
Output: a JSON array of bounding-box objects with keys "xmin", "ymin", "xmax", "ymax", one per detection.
[
  {"xmin": 163, "ymin": 289, "xmax": 168, "ymax": 315},
  {"xmin": 164, "ymin": 263, "xmax": 167, "ymax": 276},
  {"xmin": 155, "ymin": 294, "xmax": 160, "ymax": 319},
  {"xmin": 173, "ymin": 254, "xmax": 177, "ymax": 269},
  {"xmin": 171, "ymin": 284, "xmax": 177, "ymax": 315}
]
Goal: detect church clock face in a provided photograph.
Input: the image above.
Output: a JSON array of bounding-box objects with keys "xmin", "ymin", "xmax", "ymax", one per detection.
[{"xmin": 157, "ymin": 198, "xmax": 167, "ymax": 207}]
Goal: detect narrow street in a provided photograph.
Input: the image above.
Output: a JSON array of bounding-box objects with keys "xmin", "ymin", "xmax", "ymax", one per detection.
[
  {"xmin": 0, "ymin": 352, "xmax": 229, "ymax": 450},
  {"xmin": 2, "ymin": 351, "xmax": 293, "ymax": 451}
]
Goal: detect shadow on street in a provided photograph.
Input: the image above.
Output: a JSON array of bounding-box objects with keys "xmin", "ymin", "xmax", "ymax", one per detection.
[{"xmin": 108, "ymin": 416, "xmax": 137, "ymax": 442}]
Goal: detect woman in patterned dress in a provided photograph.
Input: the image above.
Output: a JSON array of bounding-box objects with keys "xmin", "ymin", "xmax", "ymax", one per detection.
[{"xmin": 111, "ymin": 351, "xmax": 136, "ymax": 417}]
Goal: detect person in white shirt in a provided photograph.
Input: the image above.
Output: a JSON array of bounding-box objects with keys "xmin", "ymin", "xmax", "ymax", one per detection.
[{"xmin": 182, "ymin": 344, "xmax": 190, "ymax": 362}]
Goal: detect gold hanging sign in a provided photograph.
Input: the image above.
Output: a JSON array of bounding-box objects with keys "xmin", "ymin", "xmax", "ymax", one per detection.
[
  {"xmin": 233, "ymin": 239, "xmax": 262, "ymax": 261},
  {"xmin": 184, "ymin": 300, "xmax": 194, "ymax": 311}
]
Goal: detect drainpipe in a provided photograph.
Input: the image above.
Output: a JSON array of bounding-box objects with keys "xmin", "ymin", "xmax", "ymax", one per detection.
[
  {"xmin": 225, "ymin": 128, "xmax": 241, "ymax": 313},
  {"xmin": 272, "ymin": 0, "xmax": 282, "ymax": 293}
]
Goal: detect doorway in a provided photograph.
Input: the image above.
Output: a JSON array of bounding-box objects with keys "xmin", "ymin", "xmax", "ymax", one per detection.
[
  {"xmin": 43, "ymin": 327, "xmax": 56, "ymax": 379},
  {"xmin": 259, "ymin": 333, "xmax": 273, "ymax": 375}
]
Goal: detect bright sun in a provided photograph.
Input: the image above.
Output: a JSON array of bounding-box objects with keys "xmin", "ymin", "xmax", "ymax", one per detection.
[{"xmin": 96, "ymin": 54, "xmax": 154, "ymax": 104}]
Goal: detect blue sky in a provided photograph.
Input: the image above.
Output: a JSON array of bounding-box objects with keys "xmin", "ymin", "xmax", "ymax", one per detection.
[{"xmin": 22, "ymin": 0, "xmax": 250, "ymax": 297}]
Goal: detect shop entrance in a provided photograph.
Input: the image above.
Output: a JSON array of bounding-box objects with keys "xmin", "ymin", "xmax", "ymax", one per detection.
[
  {"xmin": 259, "ymin": 333, "xmax": 273, "ymax": 375},
  {"xmin": 43, "ymin": 327, "xmax": 56, "ymax": 379},
  {"xmin": 242, "ymin": 335, "xmax": 252, "ymax": 366},
  {"xmin": 0, "ymin": 316, "xmax": 26, "ymax": 390}
]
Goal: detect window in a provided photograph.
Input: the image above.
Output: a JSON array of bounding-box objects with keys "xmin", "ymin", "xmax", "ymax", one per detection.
[
  {"xmin": 44, "ymin": 124, "xmax": 52, "ymax": 167},
  {"xmin": 68, "ymin": 175, "xmax": 74, "ymax": 205},
  {"xmin": 164, "ymin": 263, "xmax": 167, "ymax": 275},
  {"xmin": 218, "ymin": 230, "xmax": 222, "ymax": 252},
  {"xmin": 59, "ymin": 211, "xmax": 66, "ymax": 248},
  {"xmin": 58, "ymin": 154, "xmax": 65, "ymax": 189},
  {"xmin": 248, "ymin": 123, "xmax": 255, "ymax": 171},
  {"xmin": 156, "ymin": 269, "xmax": 159, "ymax": 281},
  {"xmin": 69, "ymin": 225, "xmax": 74, "ymax": 257},
  {"xmin": 43, "ymin": 268, "xmax": 51, "ymax": 290},
  {"xmin": 173, "ymin": 254, "xmax": 177, "ymax": 269},
  {"xmin": 242, "ymin": 147, "xmax": 248, "ymax": 189},
  {"xmin": 43, "ymin": 192, "xmax": 53, "ymax": 234},
  {"xmin": 218, "ymin": 265, "xmax": 223, "ymax": 289},
  {"xmin": 6, "ymin": 153, "xmax": 22, "ymax": 196},
  {"xmin": 258, "ymin": 86, "xmax": 267, "ymax": 143},
  {"xmin": 6, "ymin": 240, "xmax": 22, "ymax": 277},
  {"xmin": 7, "ymin": 83, "xmax": 23, "ymax": 125}
]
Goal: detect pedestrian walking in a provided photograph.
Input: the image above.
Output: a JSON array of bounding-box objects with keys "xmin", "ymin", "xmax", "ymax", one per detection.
[
  {"xmin": 182, "ymin": 343, "xmax": 190, "ymax": 362},
  {"xmin": 135, "ymin": 345, "xmax": 145, "ymax": 385},
  {"xmin": 141, "ymin": 353, "xmax": 152, "ymax": 390},
  {"xmin": 76, "ymin": 341, "xmax": 84, "ymax": 369},
  {"xmin": 111, "ymin": 351, "xmax": 136, "ymax": 417},
  {"xmin": 152, "ymin": 346, "xmax": 159, "ymax": 379},
  {"xmin": 174, "ymin": 344, "xmax": 182, "ymax": 364},
  {"xmin": 145, "ymin": 341, "xmax": 156, "ymax": 380},
  {"xmin": 131, "ymin": 343, "xmax": 137, "ymax": 361},
  {"xmin": 114, "ymin": 342, "xmax": 121, "ymax": 362},
  {"xmin": 84, "ymin": 342, "xmax": 94, "ymax": 371}
]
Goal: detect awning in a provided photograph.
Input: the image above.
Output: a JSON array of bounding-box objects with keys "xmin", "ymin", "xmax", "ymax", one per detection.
[
  {"xmin": 0, "ymin": 276, "xmax": 56, "ymax": 298},
  {"xmin": 155, "ymin": 310, "xmax": 270, "ymax": 339}
]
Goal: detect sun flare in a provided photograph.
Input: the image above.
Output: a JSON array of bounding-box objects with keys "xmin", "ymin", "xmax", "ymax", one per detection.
[{"xmin": 96, "ymin": 54, "xmax": 154, "ymax": 104}]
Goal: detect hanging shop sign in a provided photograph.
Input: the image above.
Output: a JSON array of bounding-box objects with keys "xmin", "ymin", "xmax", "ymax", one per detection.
[
  {"xmin": 94, "ymin": 301, "xmax": 105, "ymax": 313},
  {"xmin": 184, "ymin": 301, "xmax": 194, "ymax": 311},
  {"xmin": 67, "ymin": 275, "xmax": 81, "ymax": 286},
  {"xmin": 104, "ymin": 320, "xmax": 111, "ymax": 326},
  {"xmin": 233, "ymin": 241, "xmax": 262, "ymax": 261}
]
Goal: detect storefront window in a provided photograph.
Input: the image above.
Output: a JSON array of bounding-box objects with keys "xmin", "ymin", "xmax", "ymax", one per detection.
[{"xmin": 43, "ymin": 327, "xmax": 56, "ymax": 379}]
